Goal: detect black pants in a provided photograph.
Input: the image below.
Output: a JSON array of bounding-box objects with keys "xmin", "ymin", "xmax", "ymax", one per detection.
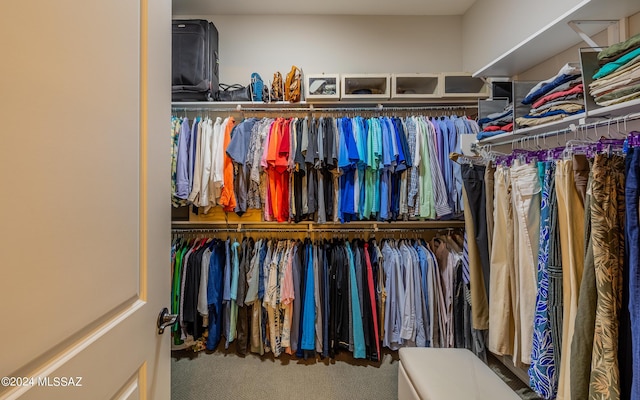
[{"xmin": 461, "ymin": 164, "xmax": 490, "ymax": 300}]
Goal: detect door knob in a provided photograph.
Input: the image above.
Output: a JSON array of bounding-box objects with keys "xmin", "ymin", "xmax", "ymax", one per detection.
[{"xmin": 157, "ymin": 307, "xmax": 178, "ymax": 335}]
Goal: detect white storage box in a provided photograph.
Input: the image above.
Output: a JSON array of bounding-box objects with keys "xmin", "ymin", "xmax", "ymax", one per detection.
[
  {"xmin": 442, "ymin": 73, "xmax": 490, "ymax": 98},
  {"xmin": 392, "ymin": 73, "xmax": 442, "ymax": 98},
  {"xmin": 305, "ymin": 73, "xmax": 340, "ymax": 100},
  {"xmin": 341, "ymin": 74, "xmax": 391, "ymax": 100}
]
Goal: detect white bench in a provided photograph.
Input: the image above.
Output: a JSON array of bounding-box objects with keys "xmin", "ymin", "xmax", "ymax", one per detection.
[{"xmin": 398, "ymin": 348, "xmax": 521, "ymax": 400}]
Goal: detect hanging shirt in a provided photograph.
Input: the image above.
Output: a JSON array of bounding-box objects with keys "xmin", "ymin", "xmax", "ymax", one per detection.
[
  {"xmin": 416, "ymin": 117, "xmax": 436, "ymax": 219},
  {"xmin": 227, "ymin": 118, "xmax": 258, "ymax": 215},
  {"xmin": 206, "ymin": 240, "xmax": 226, "ymax": 351},
  {"xmin": 245, "ymin": 239, "xmax": 262, "ymax": 305},
  {"xmin": 415, "ymin": 243, "xmax": 431, "ymax": 347},
  {"xmin": 197, "ymin": 246, "xmax": 212, "ymax": 317},
  {"xmin": 301, "ymin": 243, "xmax": 316, "ymax": 350},
  {"xmin": 171, "ymin": 117, "xmax": 181, "ymax": 206},
  {"xmin": 382, "ymin": 242, "xmax": 396, "ymax": 349},
  {"xmin": 345, "ymin": 242, "xmax": 366, "ymax": 358},
  {"xmin": 364, "ymin": 243, "xmax": 381, "ymax": 359},
  {"xmin": 218, "ymin": 117, "xmax": 237, "ymax": 212},
  {"xmin": 198, "ymin": 118, "xmax": 215, "ymax": 208},
  {"xmin": 425, "ymin": 119, "xmax": 453, "ymax": 218},
  {"xmin": 175, "ymin": 117, "xmax": 192, "ymax": 199},
  {"xmin": 338, "ymin": 118, "xmax": 358, "ymax": 222},
  {"xmin": 228, "ymin": 240, "xmax": 240, "ymax": 342},
  {"xmin": 187, "ymin": 119, "xmax": 204, "ymax": 205},
  {"xmin": 379, "ymin": 119, "xmax": 393, "ymax": 220},
  {"xmin": 210, "ymin": 117, "xmax": 225, "ymax": 207},
  {"xmin": 362, "ymin": 118, "xmax": 375, "ymax": 219},
  {"xmin": 400, "ymin": 242, "xmax": 416, "ymax": 343},
  {"xmin": 189, "ymin": 117, "xmax": 200, "ymax": 195}
]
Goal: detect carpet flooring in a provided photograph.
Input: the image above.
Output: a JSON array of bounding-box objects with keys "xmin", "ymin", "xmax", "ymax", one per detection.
[
  {"xmin": 172, "ymin": 345, "xmax": 541, "ymax": 400},
  {"xmin": 172, "ymin": 345, "xmax": 399, "ymax": 400}
]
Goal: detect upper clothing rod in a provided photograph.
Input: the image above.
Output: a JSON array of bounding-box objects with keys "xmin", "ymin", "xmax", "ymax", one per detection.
[
  {"xmin": 171, "ymin": 224, "xmax": 465, "ymax": 234},
  {"xmin": 170, "ymin": 102, "xmax": 478, "ymax": 114}
]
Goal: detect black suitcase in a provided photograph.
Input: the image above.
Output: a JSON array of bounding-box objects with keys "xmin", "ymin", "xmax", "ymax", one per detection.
[{"xmin": 172, "ymin": 19, "xmax": 219, "ymax": 102}]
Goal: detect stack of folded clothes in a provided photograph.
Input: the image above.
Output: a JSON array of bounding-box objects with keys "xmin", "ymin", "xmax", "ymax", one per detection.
[
  {"xmin": 589, "ymin": 33, "xmax": 640, "ymax": 107},
  {"xmin": 477, "ymin": 103, "xmax": 513, "ymax": 140},
  {"xmin": 516, "ymin": 63, "xmax": 585, "ymax": 128}
]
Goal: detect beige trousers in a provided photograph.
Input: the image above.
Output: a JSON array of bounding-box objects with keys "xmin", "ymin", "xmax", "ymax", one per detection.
[
  {"xmin": 510, "ymin": 161, "xmax": 541, "ymax": 365},
  {"xmin": 488, "ymin": 165, "xmax": 515, "ymax": 355},
  {"xmin": 555, "ymin": 160, "xmax": 586, "ymax": 400}
]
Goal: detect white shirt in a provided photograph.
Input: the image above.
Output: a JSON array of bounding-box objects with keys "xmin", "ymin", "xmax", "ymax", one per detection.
[{"xmin": 199, "ymin": 118, "xmax": 215, "ymax": 208}]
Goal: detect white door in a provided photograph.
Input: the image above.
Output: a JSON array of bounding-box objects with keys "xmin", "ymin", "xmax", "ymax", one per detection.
[{"xmin": 0, "ymin": 1, "xmax": 171, "ymax": 399}]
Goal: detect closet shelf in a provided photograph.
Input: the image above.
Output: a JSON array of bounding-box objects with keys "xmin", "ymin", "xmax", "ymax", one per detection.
[
  {"xmin": 479, "ymin": 113, "xmax": 584, "ymax": 145},
  {"xmin": 473, "ymin": 0, "xmax": 640, "ymax": 78},
  {"xmin": 171, "ymin": 100, "xmax": 480, "ymax": 112},
  {"xmin": 478, "ymin": 98, "xmax": 640, "ymax": 145},
  {"xmin": 588, "ymin": 97, "xmax": 640, "ymax": 119}
]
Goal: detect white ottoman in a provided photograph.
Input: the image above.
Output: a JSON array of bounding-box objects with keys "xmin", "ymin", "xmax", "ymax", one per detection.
[{"xmin": 398, "ymin": 348, "xmax": 521, "ymax": 400}]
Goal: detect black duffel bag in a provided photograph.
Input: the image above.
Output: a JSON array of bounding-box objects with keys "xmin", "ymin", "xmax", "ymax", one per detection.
[{"xmin": 216, "ymin": 83, "xmax": 252, "ymax": 102}]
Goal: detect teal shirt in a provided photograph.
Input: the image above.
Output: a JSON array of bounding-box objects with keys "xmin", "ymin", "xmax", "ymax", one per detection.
[
  {"xmin": 229, "ymin": 240, "xmax": 240, "ymax": 342},
  {"xmin": 346, "ymin": 242, "xmax": 366, "ymax": 358},
  {"xmin": 593, "ymin": 48, "xmax": 640, "ymax": 80}
]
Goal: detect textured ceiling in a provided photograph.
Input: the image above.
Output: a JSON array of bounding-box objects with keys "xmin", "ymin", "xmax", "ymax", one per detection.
[{"xmin": 172, "ymin": 0, "xmax": 478, "ymax": 16}]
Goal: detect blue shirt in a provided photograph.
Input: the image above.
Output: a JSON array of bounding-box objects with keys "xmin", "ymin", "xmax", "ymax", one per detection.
[
  {"xmin": 522, "ymin": 73, "xmax": 581, "ymax": 104},
  {"xmin": 415, "ymin": 243, "xmax": 430, "ymax": 346},
  {"xmin": 206, "ymin": 241, "xmax": 225, "ymax": 350},
  {"xmin": 226, "ymin": 118, "xmax": 258, "ymax": 164},
  {"xmin": 357, "ymin": 118, "xmax": 368, "ymax": 218},
  {"xmin": 223, "ymin": 239, "xmax": 231, "ymax": 302},
  {"xmin": 379, "ymin": 120, "xmax": 394, "ymax": 220},
  {"xmin": 392, "ymin": 118, "xmax": 407, "ymax": 172},
  {"xmin": 371, "ymin": 118, "xmax": 382, "ymax": 215},
  {"xmin": 340, "ymin": 118, "xmax": 359, "ymax": 222},
  {"xmin": 257, "ymin": 241, "xmax": 267, "ymax": 300},
  {"xmin": 301, "ymin": 244, "xmax": 316, "ymax": 350}
]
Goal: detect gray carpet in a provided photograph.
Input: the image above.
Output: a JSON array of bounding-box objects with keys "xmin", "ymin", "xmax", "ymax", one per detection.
[
  {"xmin": 172, "ymin": 347, "xmax": 399, "ymax": 400},
  {"xmin": 172, "ymin": 347, "xmax": 541, "ymax": 400}
]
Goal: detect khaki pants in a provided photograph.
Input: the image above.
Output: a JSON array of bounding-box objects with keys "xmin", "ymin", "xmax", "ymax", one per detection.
[
  {"xmin": 488, "ymin": 166, "xmax": 515, "ymax": 355},
  {"xmin": 510, "ymin": 161, "xmax": 541, "ymax": 365},
  {"xmin": 555, "ymin": 160, "xmax": 586, "ymax": 400}
]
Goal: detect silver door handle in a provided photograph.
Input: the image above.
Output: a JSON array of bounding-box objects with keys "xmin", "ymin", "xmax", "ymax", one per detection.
[{"xmin": 157, "ymin": 307, "xmax": 178, "ymax": 335}]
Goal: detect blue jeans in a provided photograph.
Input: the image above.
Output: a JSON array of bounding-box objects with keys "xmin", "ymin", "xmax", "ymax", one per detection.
[{"xmin": 626, "ymin": 147, "xmax": 640, "ymax": 400}]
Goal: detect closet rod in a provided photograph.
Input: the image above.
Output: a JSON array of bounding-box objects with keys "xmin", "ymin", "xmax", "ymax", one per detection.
[
  {"xmin": 480, "ymin": 111, "xmax": 640, "ymax": 148},
  {"xmin": 172, "ymin": 222, "xmax": 465, "ymax": 233},
  {"xmin": 170, "ymin": 104, "xmax": 478, "ymax": 114},
  {"xmin": 171, "ymin": 227, "xmax": 462, "ymax": 234}
]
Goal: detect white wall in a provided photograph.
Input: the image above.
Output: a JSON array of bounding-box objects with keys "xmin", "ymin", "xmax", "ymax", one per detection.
[
  {"xmin": 174, "ymin": 15, "xmax": 463, "ymax": 85},
  {"xmin": 462, "ymin": 0, "xmax": 588, "ymax": 74},
  {"xmin": 630, "ymin": 11, "xmax": 640, "ymax": 37}
]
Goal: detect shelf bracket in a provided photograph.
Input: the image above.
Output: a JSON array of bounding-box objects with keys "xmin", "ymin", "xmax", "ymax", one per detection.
[{"xmin": 567, "ymin": 20, "xmax": 619, "ymax": 50}]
